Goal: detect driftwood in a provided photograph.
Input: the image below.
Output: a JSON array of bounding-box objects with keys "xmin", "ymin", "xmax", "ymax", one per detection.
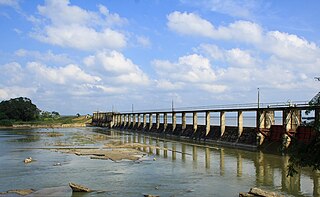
[
  {"xmin": 239, "ymin": 187, "xmax": 284, "ymax": 197},
  {"xmin": 69, "ymin": 182, "xmax": 91, "ymax": 192}
]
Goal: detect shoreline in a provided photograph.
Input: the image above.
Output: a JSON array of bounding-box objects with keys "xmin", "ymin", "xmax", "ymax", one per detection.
[{"xmin": 0, "ymin": 123, "xmax": 89, "ymax": 129}]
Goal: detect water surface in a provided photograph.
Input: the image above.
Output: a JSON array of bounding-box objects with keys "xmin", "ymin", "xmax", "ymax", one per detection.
[{"xmin": 0, "ymin": 127, "xmax": 318, "ymax": 196}]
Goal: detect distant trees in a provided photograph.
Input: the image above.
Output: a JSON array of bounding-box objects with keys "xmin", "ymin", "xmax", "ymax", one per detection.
[
  {"xmin": 0, "ymin": 97, "xmax": 40, "ymax": 121},
  {"xmin": 40, "ymin": 111, "xmax": 60, "ymax": 120}
]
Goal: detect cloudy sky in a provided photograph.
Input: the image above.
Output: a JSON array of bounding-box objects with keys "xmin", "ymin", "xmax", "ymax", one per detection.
[{"xmin": 0, "ymin": 0, "xmax": 319, "ymax": 114}]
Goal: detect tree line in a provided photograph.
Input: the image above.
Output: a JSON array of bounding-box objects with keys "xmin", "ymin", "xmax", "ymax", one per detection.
[{"xmin": 0, "ymin": 97, "xmax": 60, "ymax": 126}]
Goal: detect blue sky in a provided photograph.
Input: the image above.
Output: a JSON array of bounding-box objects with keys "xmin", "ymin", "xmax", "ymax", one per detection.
[{"xmin": 0, "ymin": 0, "xmax": 319, "ymax": 115}]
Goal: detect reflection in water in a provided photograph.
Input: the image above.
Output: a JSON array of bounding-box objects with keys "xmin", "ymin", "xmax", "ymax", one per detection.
[
  {"xmin": 131, "ymin": 133, "xmax": 319, "ymax": 197},
  {"xmin": 237, "ymin": 153, "xmax": 242, "ymax": 177},
  {"xmin": 163, "ymin": 141, "xmax": 168, "ymax": 158},
  {"xmin": 156, "ymin": 139, "xmax": 160, "ymax": 155},
  {"xmin": 181, "ymin": 144, "xmax": 186, "ymax": 161},
  {"xmin": 172, "ymin": 143, "xmax": 176, "ymax": 160},
  {"xmin": 205, "ymin": 148, "xmax": 210, "ymax": 169},
  {"xmin": 220, "ymin": 149, "xmax": 225, "ymax": 176}
]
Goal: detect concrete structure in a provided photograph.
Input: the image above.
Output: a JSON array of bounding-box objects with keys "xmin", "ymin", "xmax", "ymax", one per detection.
[{"xmin": 92, "ymin": 102, "xmax": 319, "ymax": 148}]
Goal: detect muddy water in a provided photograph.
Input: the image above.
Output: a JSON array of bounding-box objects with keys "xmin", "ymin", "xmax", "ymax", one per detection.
[{"xmin": 0, "ymin": 127, "xmax": 318, "ymax": 197}]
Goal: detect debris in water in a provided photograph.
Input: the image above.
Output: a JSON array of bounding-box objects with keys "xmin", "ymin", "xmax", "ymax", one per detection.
[{"xmin": 69, "ymin": 182, "xmax": 91, "ymax": 192}]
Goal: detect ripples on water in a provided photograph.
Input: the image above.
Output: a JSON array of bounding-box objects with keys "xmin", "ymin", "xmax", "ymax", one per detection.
[{"xmin": 0, "ymin": 127, "xmax": 318, "ymax": 197}]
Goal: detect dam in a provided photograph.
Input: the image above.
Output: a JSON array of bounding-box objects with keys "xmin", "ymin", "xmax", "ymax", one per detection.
[{"xmin": 92, "ymin": 101, "xmax": 319, "ymax": 150}]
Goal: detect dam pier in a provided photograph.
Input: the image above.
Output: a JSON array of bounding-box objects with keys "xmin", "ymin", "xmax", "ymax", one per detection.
[{"xmin": 92, "ymin": 102, "xmax": 319, "ymax": 149}]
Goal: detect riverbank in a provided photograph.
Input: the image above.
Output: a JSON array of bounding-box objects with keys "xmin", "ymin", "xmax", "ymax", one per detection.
[{"xmin": 0, "ymin": 116, "xmax": 91, "ymax": 129}]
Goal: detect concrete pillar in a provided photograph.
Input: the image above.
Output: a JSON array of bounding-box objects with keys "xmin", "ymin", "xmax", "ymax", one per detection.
[
  {"xmin": 133, "ymin": 114, "xmax": 136, "ymax": 127},
  {"xmin": 193, "ymin": 112, "xmax": 198, "ymax": 132},
  {"xmin": 265, "ymin": 111, "xmax": 275, "ymax": 129},
  {"xmin": 120, "ymin": 115, "xmax": 123, "ymax": 126},
  {"xmin": 156, "ymin": 113, "xmax": 160, "ymax": 129},
  {"xmin": 143, "ymin": 114, "xmax": 147, "ymax": 129},
  {"xmin": 164, "ymin": 113, "xmax": 168, "ymax": 130},
  {"xmin": 123, "ymin": 115, "xmax": 127, "ymax": 127},
  {"xmin": 283, "ymin": 109, "xmax": 292, "ymax": 132},
  {"xmin": 149, "ymin": 113, "xmax": 153, "ymax": 130},
  {"xmin": 292, "ymin": 109, "xmax": 302, "ymax": 132},
  {"xmin": 128, "ymin": 114, "xmax": 131, "ymax": 127},
  {"xmin": 182, "ymin": 112, "xmax": 186, "ymax": 130},
  {"xmin": 172, "ymin": 112, "xmax": 177, "ymax": 131},
  {"xmin": 238, "ymin": 111, "xmax": 243, "ymax": 137},
  {"xmin": 116, "ymin": 114, "xmax": 119, "ymax": 127},
  {"xmin": 205, "ymin": 111, "xmax": 210, "ymax": 136},
  {"xmin": 111, "ymin": 114, "xmax": 114, "ymax": 128},
  {"xmin": 137, "ymin": 114, "xmax": 141, "ymax": 127},
  {"xmin": 257, "ymin": 110, "xmax": 265, "ymax": 129},
  {"xmin": 220, "ymin": 111, "xmax": 226, "ymax": 136},
  {"xmin": 113, "ymin": 114, "xmax": 116, "ymax": 127}
]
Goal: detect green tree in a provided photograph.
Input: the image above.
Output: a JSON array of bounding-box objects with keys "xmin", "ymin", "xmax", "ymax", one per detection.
[
  {"xmin": 287, "ymin": 92, "xmax": 320, "ymax": 176},
  {"xmin": 0, "ymin": 97, "xmax": 40, "ymax": 121}
]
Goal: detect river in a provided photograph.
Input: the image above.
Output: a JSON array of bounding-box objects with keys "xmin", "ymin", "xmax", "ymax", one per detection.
[{"xmin": 0, "ymin": 127, "xmax": 318, "ymax": 196}]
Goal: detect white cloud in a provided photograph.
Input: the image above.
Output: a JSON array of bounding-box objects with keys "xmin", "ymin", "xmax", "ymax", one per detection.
[
  {"xmin": 156, "ymin": 80, "xmax": 184, "ymax": 90},
  {"xmin": 30, "ymin": 0, "xmax": 127, "ymax": 51},
  {"xmin": 0, "ymin": 87, "xmax": 36, "ymax": 100},
  {"xmin": 263, "ymin": 31, "xmax": 320, "ymax": 62},
  {"xmin": 154, "ymin": 54, "xmax": 216, "ymax": 83},
  {"xmin": 0, "ymin": 62, "xmax": 25, "ymax": 84},
  {"xmin": 167, "ymin": 11, "xmax": 215, "ymax": 38},
  {"xmin": 153, "ymin": 54, "xmax": 228, "ymax": 94},
  {"xmin": 27, "ymin": 62, "xmax": 101, "ymax": 85},
  {"xmin": 169, "ymin": 11, "xmax": 320, "ymax": 64},
  {"xmin": 15, "ymin": 49, "xmax": 72, "ymax": 64},
  {"xmin": 199, "ymin": 84, "xmax": 227, "ymax": 93},
  {"xmin": 225, "ymin": 48, "xmax": 257, "ymax": 67},
  {"xmin": 98, "ymin": 4, "xmax": 127, "ymax": 27},
  {"xmin": 84, "ymin": 50, "xmax": 150, "ymax": 85}
]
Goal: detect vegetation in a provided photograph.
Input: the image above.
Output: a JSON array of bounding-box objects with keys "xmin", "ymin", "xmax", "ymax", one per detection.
[
  {"xmin": 0, "ymin": 97, "xmax": 90, "ymax": 126},
  {"xmin": 0, "ymin": 97, "xmax": 40, "ymax": 126},
  {"xmin": 287, "ymin": 92, "xmax": 320, "ymax": 176}
]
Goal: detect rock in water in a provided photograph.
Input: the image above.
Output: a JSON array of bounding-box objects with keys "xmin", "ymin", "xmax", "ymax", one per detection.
[
  {"xmin": 24, "ymin": 157, "xmax": 32, "ymax": 163},
  {"xmin": 69, "ymin": 182, "xmax": 91, "ymax": 192}
]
